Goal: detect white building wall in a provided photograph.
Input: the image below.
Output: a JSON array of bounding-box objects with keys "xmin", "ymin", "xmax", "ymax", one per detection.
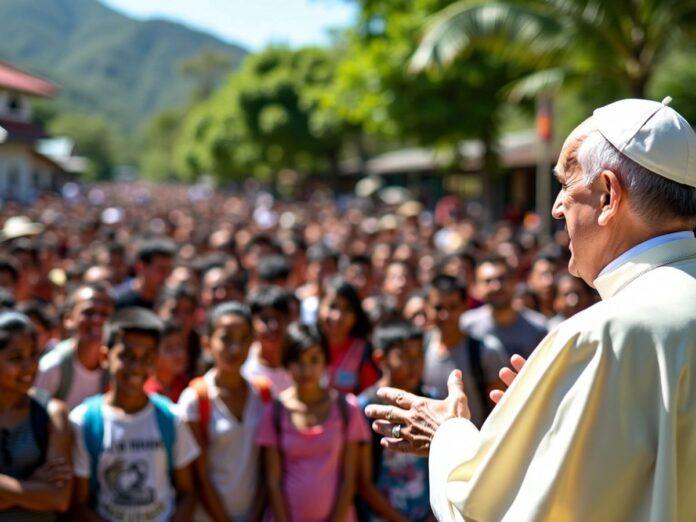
[
  {"xmin": 0, "ymin": 89, "xmax": 32, "ymax": 122},
  {"xmin": 0, "ymin": 144, "xmax": 55, "ymax": 203}
]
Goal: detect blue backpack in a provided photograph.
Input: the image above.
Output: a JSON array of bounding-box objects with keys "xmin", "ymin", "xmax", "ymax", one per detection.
[{"xmin": 81, "ymin": 394, "xmax": 177, "ymax": 502}]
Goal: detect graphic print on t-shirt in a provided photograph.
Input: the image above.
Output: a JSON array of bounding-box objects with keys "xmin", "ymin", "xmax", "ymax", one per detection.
[
  {"xmin": 377, "ymin": 446, "xmax": 430, "ymax": 520},
  {"xmin": 99, "ymin": 435, "xmax": 168, "ymax": 520},
  {"xmin": 104, "ymin": 458, "xmax": 155, "ymax": 506}
]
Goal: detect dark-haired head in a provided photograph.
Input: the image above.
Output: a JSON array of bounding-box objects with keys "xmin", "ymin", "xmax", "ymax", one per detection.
[
  {"xmin": 247, "ymin": 285, "xmax": 290, "ymax": 316},
  {"xmin": 156, "ymin": 284, "xmax": 198, "ymax": 334},
  {"xmin": 428, "ymin": 273, "xmax": 468, "ymax": 302},
  {"xmin": 0, "ymin": 256, "xmax": 20, "ymax": 286},
  {"xmin": 207, "ymin": 301, "xmax": 252, "ymax": 335},
  {"xmin": 0, "ymin": 312, "xmax": 38, "ymax": 351},
  {"xmin": 372, "ymin": 319, "xmax": 424, "ymax": 390},
  {"xmin": 320, "ymin": 277, "xmax": 371, "ymax": 340},
  {"xmin": 104, "ymin": 307, "xmax": 163, "ymax": 350},
  {"xmin": 0, "ymin": 312, "xmax": 40, "ymax": 393},
  {"xmin": 64, "ymin": 281, "xmax": 113, "ymax": 313},
  {"xmin": 135, "ymin": 238, "xmax": 177, "ymax": 265},
  {"xmin": 161, "ymin": 319, "xmax": 183, "ymax": 339},
  {"xmin": 282, "ymin": 322, "xmax": 329, "ymax": 368},
  {"xmin": 373, "ymin": 320, "xmax": 423, "ymax": 354},
  {"xmin": 257, "ymin": 255, "xmax": 292, "ymax": 286}
]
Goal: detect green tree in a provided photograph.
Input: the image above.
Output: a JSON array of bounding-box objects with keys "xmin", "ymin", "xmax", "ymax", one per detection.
[
  {"xmin": 139, "ymin": 109, "xmax": 186, "ymax": 181},
  {"xmin": 324, "ymin": 0, "xmax": 533, "ymax": 210},
  {"xmin": 179, "ymin": 49, "xmax": 235, "ymax": 101},
  {"xmin": 650, "ymin": 47, "xmax": 696, "ymax": 125},
  {"xmin": 177, "ymin": 46, "xmax": 347, "ymax": 184},
  {"xmin": 410, "ymin": 0, "xmax": 696, "ymax": 100},
  {"xmin": 48, "ymin": 112, "xmax": 115, "ymax": 180}
]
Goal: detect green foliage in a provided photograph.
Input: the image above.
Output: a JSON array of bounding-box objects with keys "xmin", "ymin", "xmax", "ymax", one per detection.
[
  {"xmin": 650, "ymin": 47, "xmax": 696, "ymax": 125},
  {"xmin": 48, "ymin": 112, "xmax": 114, "ymax": 180},
  {"xmin": 139, "ymin": 109, "xmax": 186, "ymax": 182},
  {"xmin": 412, "ymin": 0, "xmax": 696, "ymax": 100},
  {"xmin": 177, "ymin": 46, "xmax": 346, "ymax": 182},
  {"xmin": 323, "ymin": 0, "xmax": 531, "ymax": 153},
  {"xmin": 179, "ymin": 50, "xmax": 235, "ymax": 102}
]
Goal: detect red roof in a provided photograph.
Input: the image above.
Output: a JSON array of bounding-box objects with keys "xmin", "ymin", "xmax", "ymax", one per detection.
[{"xmin": 0, "ymin": 62, "xmax": 57, "ymax": 97}]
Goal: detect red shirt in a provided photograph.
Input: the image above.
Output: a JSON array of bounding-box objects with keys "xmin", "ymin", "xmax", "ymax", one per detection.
[
  {"xmin": 144, "ymin": 374, "xmax": 189, "ymax": 402},
  {"xmin": 328, "ymin": 337, "xmax": 380, "ymax": 394}
]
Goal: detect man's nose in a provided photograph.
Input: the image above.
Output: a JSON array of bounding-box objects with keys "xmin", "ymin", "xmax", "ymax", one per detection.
[{"xmin": 551, "ymin": 191, "xmax": 564, "ymax": 220}]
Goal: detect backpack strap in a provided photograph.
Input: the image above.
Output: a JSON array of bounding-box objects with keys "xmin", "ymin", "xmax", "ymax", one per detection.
[
  {"xmin": 149, "ymin": 393, "xmax": 177, "ymax": 483},
  {"xmin": 272, "ymin": 398, "xmax": 283, "ymax": 446},
  {"xmin": 99, "ymin": 369, "xmax": 110, "ymax": 394},
  {"xmin": 467, "ymin": 337, "xmax": 492, "ymax": 418},
  {"xmin": 82, "ymin": 394, "xmax": 105, "ymax": 504},
  {"xmin": 54, "ymin": 340, "xmax": 76, "ymax": 401},
  {"xmin": 190, "ymin": 377, "xmax": 210, "ymax": 446},
  {"xmin": 29, "ymin": 389, "xmax": 51, "ymax": 465}
]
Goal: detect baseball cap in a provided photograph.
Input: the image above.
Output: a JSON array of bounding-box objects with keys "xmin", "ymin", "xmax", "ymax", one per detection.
[{"xmin": 593, "ymin": 97, "xmax": 696, "ymax": 188}]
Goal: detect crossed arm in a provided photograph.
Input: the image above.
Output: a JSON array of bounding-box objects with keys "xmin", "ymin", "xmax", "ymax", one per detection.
[{"xmin": 0, "ymin": 399, "xmax": 73, "ymax": 513}]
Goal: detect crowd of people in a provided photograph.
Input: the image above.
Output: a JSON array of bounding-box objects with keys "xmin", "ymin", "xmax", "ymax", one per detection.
[{"xmin": 0, "ymin": 182, "xmax": 597, "ymax": 521}]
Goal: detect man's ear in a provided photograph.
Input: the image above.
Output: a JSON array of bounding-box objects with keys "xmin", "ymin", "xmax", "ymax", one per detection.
[
  {"xmin": 201, "ymin": 335, "xmax": 211, "ymax": 352},
  {"xmin": 597, "ymin": 170, "xmax": 622, "ymax": 227}
]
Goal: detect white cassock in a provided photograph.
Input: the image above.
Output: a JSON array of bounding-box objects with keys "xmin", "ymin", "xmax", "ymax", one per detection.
[{"xmin": 429, "ymin": 236, "xmax": 696, "ymax": 521}]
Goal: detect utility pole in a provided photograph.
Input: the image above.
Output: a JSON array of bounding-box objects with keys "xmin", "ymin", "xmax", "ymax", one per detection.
[{"xmin": 536, "ymin": 94, "xmax": 553, "ymax": 242}]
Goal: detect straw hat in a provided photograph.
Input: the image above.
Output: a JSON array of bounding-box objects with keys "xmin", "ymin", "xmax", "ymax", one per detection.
[{"xmin": 0, "ymin": 216, "xmax": 44, "ymax": 242}]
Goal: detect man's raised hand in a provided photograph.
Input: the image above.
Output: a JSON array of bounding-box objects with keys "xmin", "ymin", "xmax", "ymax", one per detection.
[
  {"xmin": 489, "ymin": 354, "xmax": 526, "ymax": 404},
  {"xmin": 365, "ymin": 370, "xmax": 470, "ymax": 456}
]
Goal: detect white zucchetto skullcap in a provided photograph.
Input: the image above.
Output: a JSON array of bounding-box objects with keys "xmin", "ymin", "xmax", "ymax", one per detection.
[{"xmin": 593, "ymin": 97, "xmax": 696, "ymax": 188}]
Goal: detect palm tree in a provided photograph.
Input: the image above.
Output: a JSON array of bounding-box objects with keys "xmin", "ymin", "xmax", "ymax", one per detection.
[
  {"xmin": 410, "ymin": 0, "xmax": 696, "ymax": 99},
  {"xmin": 410, "ymin": 0, "xmax": 694, "ymax": 231}
]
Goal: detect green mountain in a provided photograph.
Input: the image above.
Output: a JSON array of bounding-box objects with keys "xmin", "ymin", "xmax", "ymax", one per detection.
[{"xmin": 0, "ymin": 0, "xmax": 247, "ymax": 130}]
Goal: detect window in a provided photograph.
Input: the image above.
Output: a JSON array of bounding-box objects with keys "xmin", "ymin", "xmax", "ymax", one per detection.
[{"xmin": 7, "ymin": 94, "xmax": 22, "ymax": 114}]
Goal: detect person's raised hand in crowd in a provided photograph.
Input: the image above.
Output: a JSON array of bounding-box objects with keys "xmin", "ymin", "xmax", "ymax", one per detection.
[
  {"xmin": 365, "ymin": 370, "xmax": 469, "ymax": 456},
  {"xmin": 489, "ymin": 355, "xmax": 526, "ymax": 404}
]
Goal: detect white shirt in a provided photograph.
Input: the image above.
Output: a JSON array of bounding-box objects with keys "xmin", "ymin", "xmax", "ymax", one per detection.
[
  {"xmin": 70, "ymin": 400, "xmax": 200, "ymax": 522},
  {"xmin": 35, "ymin": 341, "xmax": 104, "ymax": 411},
  {"xmin": 240, "ymin": 343, "xmax": 293, "ymax": 396},
  {"xmin": 599, "ymin": 230, "xmax": 694, "ymax": 276},
  {"xmin": 178, "ymin": 371, "xmax": 263, "ymax": 521}
]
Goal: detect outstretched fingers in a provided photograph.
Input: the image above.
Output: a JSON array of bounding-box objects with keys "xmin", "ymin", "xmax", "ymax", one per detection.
[
  {"xmin": 511, "ymin": 354, "xmax": 527, "ymax": 373},
  {"xmin": 375, "ymin": 387, "xmax": 418, "ymax": 409},
  {"xmin": 499, "ymin": 366, "xmax": 518, "ymax": 387},
  {"xmin": 364, "ymin": 403, "xmax": 410, "ymax": 424},
  {"xmin": 489, "ymin": 389, "xmax": 504, "ymax": 404}
]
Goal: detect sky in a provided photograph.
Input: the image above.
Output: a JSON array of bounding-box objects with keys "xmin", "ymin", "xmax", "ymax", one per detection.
[{"xmin": 100, "ymin": 0, "xmax": 357, "ymax": 50}]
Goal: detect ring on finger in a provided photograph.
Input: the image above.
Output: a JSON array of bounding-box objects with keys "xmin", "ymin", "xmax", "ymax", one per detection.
[{"xmin": 391, "ymin": 424, "xmax": 402, "ymax": 439}]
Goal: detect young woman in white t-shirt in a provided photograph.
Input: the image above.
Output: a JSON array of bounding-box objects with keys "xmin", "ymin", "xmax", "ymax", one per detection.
[{"xmin": 178, "ymin": 302, "xmax": 264, "ymax": 522}]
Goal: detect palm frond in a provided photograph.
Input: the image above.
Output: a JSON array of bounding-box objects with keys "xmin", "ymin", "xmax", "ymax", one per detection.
[
  {"xmin": 409, "ymin": 1, "xmax": 566, "ymax": 73},
  {"xmin": 504, "ymin": 68, "xmax": 567, "ymax": 102}
]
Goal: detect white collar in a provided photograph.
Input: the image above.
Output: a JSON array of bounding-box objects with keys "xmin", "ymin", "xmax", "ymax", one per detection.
[{"xmin": 598, "ymin": 231, "xmax": 694, "ymax": 277}]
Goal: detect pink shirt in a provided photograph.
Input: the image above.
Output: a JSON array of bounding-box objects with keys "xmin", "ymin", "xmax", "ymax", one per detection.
[{"xmin": 256, "ymin": 393, "xmax": 370, "ymax": 522}]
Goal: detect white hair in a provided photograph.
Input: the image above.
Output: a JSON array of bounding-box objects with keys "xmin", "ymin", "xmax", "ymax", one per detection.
[{"xmin": 577, "ymin": 129, "xmax": 696, "ymax": 222}]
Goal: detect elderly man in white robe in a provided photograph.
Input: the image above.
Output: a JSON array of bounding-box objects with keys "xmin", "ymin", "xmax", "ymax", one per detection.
[{"xmin": 366, "ymin": 97, "xmax": 696, "ymax": 522}]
